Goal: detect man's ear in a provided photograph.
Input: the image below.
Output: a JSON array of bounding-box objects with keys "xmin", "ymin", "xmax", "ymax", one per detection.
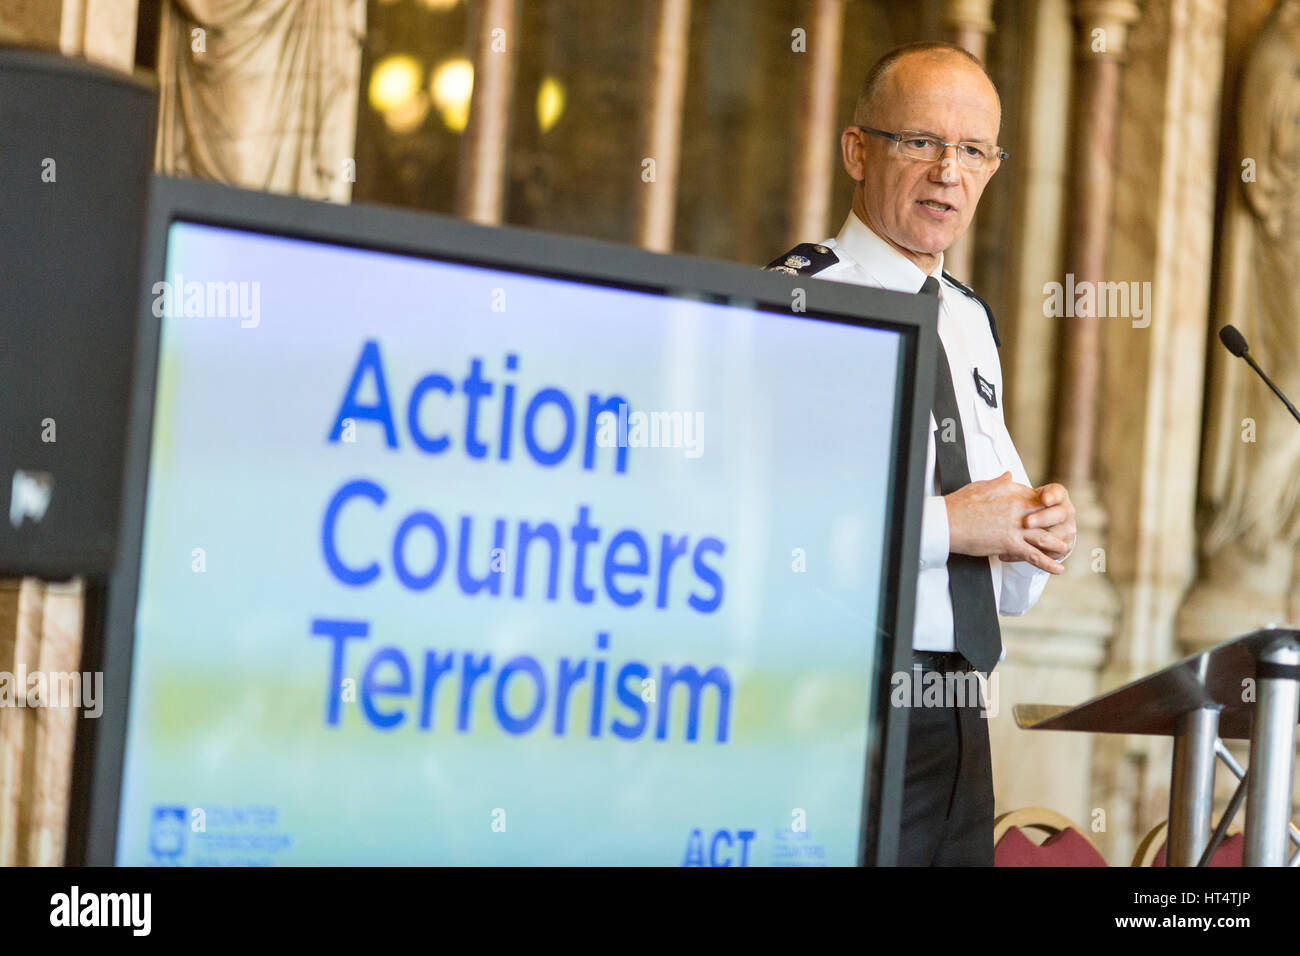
[{"xmin": 840, "ymin": 126, "xmax": 867, "ymax": 182}]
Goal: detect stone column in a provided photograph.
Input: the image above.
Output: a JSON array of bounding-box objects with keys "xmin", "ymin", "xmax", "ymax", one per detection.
[
  {"xmin": 1053, "ymin": 0, "xmax": 1140, "ymax": 490},
  {"xmin": 1032, "ymin": 0, "xmax": 1141, "ymax": 666},
  {"xmin": 1018, "ymin": 0, "xmax": 1140, "ymax": 866},
  {"xmin": 998, "ymin": 0, "xmax": 1072, "ymax": 485},
  {"xmin": 991, "ymin": 0, "xmax": 1140, "ymax": 858},
  {"xmin": 787, "ymin": 0, "xmax": 844, "ymax": 247},
  {"xmin": 1093, "ymin": 0, "xmax": 1226, "ymax": 864},
  {"xmin": 635, "ymin": 0, "xmax": 692, "ymax": 252},
  {"xmin": 0, "ymin": 0, "xmax": 138, "ymax": 867},
  {"xmin": 0, "ymin": 579, "xmax": 85, "ymax": 866},
  {"xmin": 1175, "ymin": 0, "xmax": 1295, "ymax": 855},
  {"xmin": 941, "ymin": 0, "xmax": 995, "ymax": 283},
  {"xmin": 0, "ymin": 0, "xmax": 137, "ymax": 70},
  {"xmin": 458, "ymin": 0, "xmax": 519, "ymax": 225}
]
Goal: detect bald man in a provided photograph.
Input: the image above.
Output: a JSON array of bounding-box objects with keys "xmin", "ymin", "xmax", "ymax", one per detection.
[{"xmin": 766, "ymin": 41, "xmax": 1076, "ymax": 866}]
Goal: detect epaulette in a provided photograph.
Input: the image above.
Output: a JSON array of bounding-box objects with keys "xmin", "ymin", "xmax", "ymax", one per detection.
[
  {"xmin": 765, "ymin": 242, "xmax": 839, "ymax": 277},
  {"xmin": 942, "ymin": 270, "xmax": 1001, "ymax": 348}
]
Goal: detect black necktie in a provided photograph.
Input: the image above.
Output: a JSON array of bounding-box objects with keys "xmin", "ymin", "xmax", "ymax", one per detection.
[{"xmin": 919, "ymin": 275, "xmax": 1002, "ymax": 673}]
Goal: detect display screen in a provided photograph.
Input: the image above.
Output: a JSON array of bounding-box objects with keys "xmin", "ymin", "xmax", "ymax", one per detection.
[{"xmin": 113, "ymin": 219, "xmax": 906, "ymax": 865}]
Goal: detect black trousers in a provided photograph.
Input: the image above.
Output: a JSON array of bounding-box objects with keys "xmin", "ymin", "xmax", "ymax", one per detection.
[{"xmin": 897, "ymin": 665, "xmax": 995, "ymax": 866}]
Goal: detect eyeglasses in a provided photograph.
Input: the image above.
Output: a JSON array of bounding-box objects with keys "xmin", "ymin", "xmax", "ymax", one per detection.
[{"xmin": 858, "ymin": 126, "xmax": 1008, "ymax": 171}]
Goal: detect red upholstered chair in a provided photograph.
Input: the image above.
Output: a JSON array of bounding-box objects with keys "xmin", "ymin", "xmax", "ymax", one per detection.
[
  {"xmin": 1132, "ymin": 821, "xmax": 1243, "ymax": 867},
  {"xmin": 993, "ymin": 808, "xmax": 1109, "ymax": 866}
]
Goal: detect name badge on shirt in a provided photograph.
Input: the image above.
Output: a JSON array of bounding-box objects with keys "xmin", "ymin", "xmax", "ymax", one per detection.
[{"xmin": 973, "ymin": 367, "xmax": 997, "ymax": 408}]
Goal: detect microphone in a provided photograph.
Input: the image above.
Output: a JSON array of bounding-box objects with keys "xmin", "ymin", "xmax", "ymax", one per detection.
[{"xmin": 1219, "ymin": 325, "xmax": 1300, "ymax": 426}]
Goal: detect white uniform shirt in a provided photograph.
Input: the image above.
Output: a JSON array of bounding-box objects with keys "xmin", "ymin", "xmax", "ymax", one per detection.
[{"xmin": 806, "ymin": 212, "xmax": 1050, "ymax": 653}]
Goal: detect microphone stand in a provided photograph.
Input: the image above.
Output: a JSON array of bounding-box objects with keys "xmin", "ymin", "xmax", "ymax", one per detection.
[{"xmin": 1239, "ymin": 351, "xmax": 1300, "ymax": 427}]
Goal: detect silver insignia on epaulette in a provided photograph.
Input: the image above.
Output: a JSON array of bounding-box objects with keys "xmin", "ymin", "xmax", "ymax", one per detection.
[
  {"xmin": 785, "ymin": 255, "xmax": 811, "ymax": 269},
  {"xmin": 770, "ymin": 265, "xmax": 799, "ymax": 275}
]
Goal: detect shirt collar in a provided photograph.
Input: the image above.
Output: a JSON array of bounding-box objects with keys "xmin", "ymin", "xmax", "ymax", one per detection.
[{"xmin": 834, "ymin": 211, "xmax": 944, "ymax": 294}]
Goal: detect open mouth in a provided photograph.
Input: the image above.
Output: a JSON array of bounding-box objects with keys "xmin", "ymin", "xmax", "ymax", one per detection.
[{"xmin": 918, "ymin": 199, "xmax": 955, "ymax": 213}]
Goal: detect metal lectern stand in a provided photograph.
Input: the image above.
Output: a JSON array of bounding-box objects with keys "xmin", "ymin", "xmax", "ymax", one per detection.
[{"xmin": 1015, "ymin": 627, "xmax": 1300, "ymax": 867}]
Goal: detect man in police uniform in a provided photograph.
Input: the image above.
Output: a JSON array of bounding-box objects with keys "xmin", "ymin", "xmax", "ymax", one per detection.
[{"xmin": 767, "ymin": 41, "xmax": 1077, "ymax": 865}]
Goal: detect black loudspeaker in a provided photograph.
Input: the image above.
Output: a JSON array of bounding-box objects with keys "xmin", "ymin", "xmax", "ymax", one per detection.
[{"xmin": 0, "ymin": 47, "xmax": 157, "ymax": 577}]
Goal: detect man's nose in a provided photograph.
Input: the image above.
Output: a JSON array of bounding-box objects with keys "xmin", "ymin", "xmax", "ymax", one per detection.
[{"xmin": 930, "ymin": 146, "xmax": 962, "ymax": 185}]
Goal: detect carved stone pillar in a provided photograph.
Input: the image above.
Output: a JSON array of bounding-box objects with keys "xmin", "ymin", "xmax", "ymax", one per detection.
[
  {"xmin": 1175, "ymin": 0, "xmax": 1300, "ymax": 855},
  {"xmin": 787, "ymin": 0, "xmax": 844, "ymax": 247},
  {"xmin": 990, "ymin": 0, "xmax": 1109, "ymax": 838},
  {"xmin": 1054, "ymin": 0, "xmax": 1140, "ymax": 490},
  {"xmin": 1093, "ymin": 0, "xmax": 1227, "ymax": 864},
  {"xmin": 458, "ymin": 0, "xmax": 518, "ymax": 225},
  {"xmin": 0, "ymin": 0, "xmax": 137, "ymax": 71},
  {"xmin": 1034, "ymin": 0, "xmax": 1140, "ymax": 866},
  {"xmin": 941, "ymin": 0, "xmax": 994, "ymax": 283},
  {"xmin": 1018, "ymin": 0, "xmax": 1136, "ymax": 740},
  {"xmin": 0, "ymin": 579, "xmax": 85, "ymax": 866},
  {"xmin": 992, "ymin": 0, "xmax": 1141, "ymax": 858},
  {"xmin": 1026, "ymin": 0, "xmax": 1139, "ymax": 686},
  {"xmin": 999, "ymin": 0, "xmax": 1072, "ymax": 485},
  {"xmin": 635, "ymin": 0, "xmax": 692, "ymax": 252}
]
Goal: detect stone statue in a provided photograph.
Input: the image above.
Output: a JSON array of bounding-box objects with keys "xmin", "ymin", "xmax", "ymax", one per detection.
[
  {"xmin": 155, "ymin": 0, "xmax": 365, "ymax": 203},
  {"xmin": 1183, "ymin": 0, "xmax": 1300, "ymax": 644}
]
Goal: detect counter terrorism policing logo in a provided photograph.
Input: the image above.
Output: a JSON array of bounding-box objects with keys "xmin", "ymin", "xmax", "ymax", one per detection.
[{"xmin": 149, "ymin": 806, "xmax": 187, "ymax": 862}]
